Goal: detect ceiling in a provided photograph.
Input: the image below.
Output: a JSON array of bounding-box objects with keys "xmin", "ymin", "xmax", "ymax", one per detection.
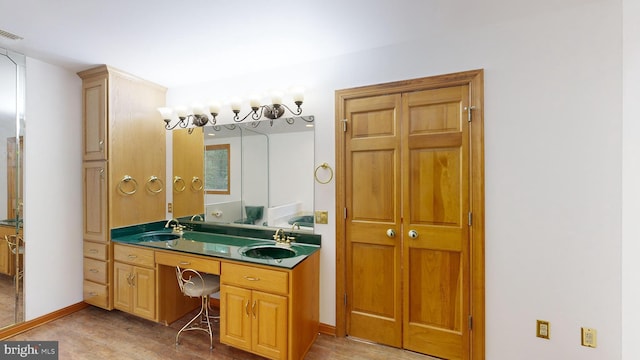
[
  {"xmin": 0, "ymin": 0, "xmax": 449, "ymax": 88},
  {"xmin": 0, "ymin": 0, "xmax": 596, "ymax": 88}
]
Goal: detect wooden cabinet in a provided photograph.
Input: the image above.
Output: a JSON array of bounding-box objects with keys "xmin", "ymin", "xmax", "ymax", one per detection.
[
  {"xmin": 0, "ymin": 225, "xmax": 22, "ymax": 276},
  {"xmin": 0, "ymin": 226, "xmax": 14, "ymax": 275},
  {"xmin": 221, "ymin": 284, "xmax": 288, "ymax": 360},
  {"xmin": 113, "ymin": 244, "xmax": 156, "ymax": 320},
  {"xmin": 172, "ymin": 127, "xmax": 204, "ymax": 218},
  {"xmin": 220, "ymin": 253, "xmax": 320, "ymax": 360},
  {"xmin": 78, "ymin": 65, "xmax": 166, "ymax": 310}
]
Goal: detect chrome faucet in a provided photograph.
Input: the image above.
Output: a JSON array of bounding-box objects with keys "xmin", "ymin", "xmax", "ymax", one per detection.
[{"xmin": 165, "ymin": 219, "xmax": 184, "ymax": 234}]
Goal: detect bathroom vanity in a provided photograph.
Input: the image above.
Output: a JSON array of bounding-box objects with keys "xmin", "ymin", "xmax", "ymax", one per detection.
[{"xmin": 110, "ymin": 222, "xmax": 321, "ymax": 360}]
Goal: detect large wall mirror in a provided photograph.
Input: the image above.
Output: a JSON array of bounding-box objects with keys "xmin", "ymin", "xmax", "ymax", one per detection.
[
  {"xmin": 201, "ymin": 116, "xmax": 315, "ymax": 232},
  {"xmin": 0, "ymin": 47, "xmax": 25, "ymax": 329}
]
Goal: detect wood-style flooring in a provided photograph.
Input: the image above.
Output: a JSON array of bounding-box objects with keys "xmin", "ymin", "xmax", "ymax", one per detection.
[
  {"xmin": 7, "ymin": 306, "xmax": 438, "ymax": 359},
  {"xmin": 0, "ymin": 273, "xmax": 22, "ymax": 328}
]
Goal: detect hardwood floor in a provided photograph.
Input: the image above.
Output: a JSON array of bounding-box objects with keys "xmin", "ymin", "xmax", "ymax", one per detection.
[
  {"xmin": 0, "ymin": 273, "xmax": 22, "ymax": 328},
  {"xmin": 7, "ymin": 306, "xmax": 438, "ymax": 359}
]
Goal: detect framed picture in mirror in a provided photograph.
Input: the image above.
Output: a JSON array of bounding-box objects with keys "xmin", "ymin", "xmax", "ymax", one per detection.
[{"xmin": 205, "ymin": 143, "xmax": 230, "ymax": 194}]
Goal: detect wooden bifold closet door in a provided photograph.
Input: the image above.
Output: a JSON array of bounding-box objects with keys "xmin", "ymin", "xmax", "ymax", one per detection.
[{"xmin": 337, "ymin": 70, "xmax": 484, "ymax": 360}]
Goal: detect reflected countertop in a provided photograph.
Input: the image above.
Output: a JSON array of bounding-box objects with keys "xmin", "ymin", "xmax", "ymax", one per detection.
[
  {"xmin": 111, "ymin": 227, "xmax": 320, "ymax": 269},
  {"xmin": 0, "ymin": 219, "xmax": 23, "ymax": 228}
]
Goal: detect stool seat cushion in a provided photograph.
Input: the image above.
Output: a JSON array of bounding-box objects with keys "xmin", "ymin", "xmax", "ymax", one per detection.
[{"xmin": 182, "ymin": 274, "xmax": 220, "ymax": 297}]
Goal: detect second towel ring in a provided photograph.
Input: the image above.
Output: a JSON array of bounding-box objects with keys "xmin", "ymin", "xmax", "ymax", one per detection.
[
  {"xmin": 117, "ymin": 175, "xmax": 138, "ymax": 195},
  {"xmin": 314, "ymin": 162, "xmax": 334, "ymax": 184},
  {"xmin": 191, "ymin": 177, "xmax": 204, "ymax": 191},
  {"xmin": 173, "ymin": 176, "xmax": 186, "ymax": 192},
  {"xmin": 146, "ymin": 176, "xmax": 164, "ymax": 194}
]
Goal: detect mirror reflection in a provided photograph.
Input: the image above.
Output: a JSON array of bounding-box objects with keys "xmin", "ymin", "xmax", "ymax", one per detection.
[
  {"xmin": 202, "ymin": 116, "xmax": 315, "ymax": 231},
  {"xmin": 0, "ymin": 47, "xmax": 25, "ymax": 329}
]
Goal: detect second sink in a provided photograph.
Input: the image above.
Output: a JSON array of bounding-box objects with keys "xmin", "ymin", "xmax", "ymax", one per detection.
[
  {"xmin": 139, "ymin": 231, "xmax": 181, "ymax": 242},
  {"xmin": 240, "ymin": 245, "xmax": 297, "ymax": 260}
]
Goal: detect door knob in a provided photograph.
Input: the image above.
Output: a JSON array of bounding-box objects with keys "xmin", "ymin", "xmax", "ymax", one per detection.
[
  {"xmin": 408, "ymin": 230, "xmax": 418, "ymax": 239},
  {"xmin": 386, "ymin": 229, "xmax": 396, "ymax": 238}
]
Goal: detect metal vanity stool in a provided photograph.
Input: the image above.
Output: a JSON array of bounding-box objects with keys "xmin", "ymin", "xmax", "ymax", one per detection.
[
  {"xmin": 5, "ymin": 234, "xmax": 24, "ymax": 282},
  {"xmin": 175, "ymin": 266, "xmax": 220, "ymax": 350}
]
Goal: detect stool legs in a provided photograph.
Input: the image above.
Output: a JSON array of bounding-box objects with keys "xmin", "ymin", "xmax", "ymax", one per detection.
[{"xmin": 176, "ymin": 295, "xmax": 214, "ymax": 350}]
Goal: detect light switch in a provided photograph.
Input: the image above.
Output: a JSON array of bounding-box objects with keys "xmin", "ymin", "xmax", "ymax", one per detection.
[{"xmin": 315, "ymin": 210, "xmax": 328, "ymax": 224}]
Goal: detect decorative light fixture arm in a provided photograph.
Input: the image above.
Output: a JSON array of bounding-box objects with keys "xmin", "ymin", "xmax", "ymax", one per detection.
[{"xmin": 159, "ymin": 88, "xmax": 304, "ymax": 130}]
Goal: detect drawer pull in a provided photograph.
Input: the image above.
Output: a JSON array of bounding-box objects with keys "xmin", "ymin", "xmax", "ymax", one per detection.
[
  {"xmin": 88, "ymin": 292, "xmax": 97, "ymax": 296},
  {"xmin": 245, "ymin": 300, "xmax": 250, "ymax": 316},
  {"xmin": 252, "ymin": 300, "xmax": 257, "ymax": 318},
  {"xmin": 243, "ymin": 276, "xmax": 260, "ymax": 281},
  {"xmin": 88, "ymin": 249, "xmax": 98, "ymax": 253},
  {"xmin": 128, "ymin": 254, "xmax": 138, "ymax": 259},
  {"xmin": 89, "ymin": 269, "xmax": 99, "ymax": 273},
  {"xmin": 179, "ymin": 261, "xmax": 191, "ymax": 266}
]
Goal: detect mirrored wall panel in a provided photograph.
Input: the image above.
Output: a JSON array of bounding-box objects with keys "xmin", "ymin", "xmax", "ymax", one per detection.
[
  {"xmin": 0, "ymin": 46, "xmax": 25, "ymax": 330},
  {"xmin": 201, "ymin": 116, "xmax": 315, "ymax": 231}
]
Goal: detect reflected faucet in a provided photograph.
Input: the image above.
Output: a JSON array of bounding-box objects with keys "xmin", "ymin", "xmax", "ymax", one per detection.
[
  {"xmin": 190, "ymin": 214, "xmax": 204, "ymax": 221},
  {"xmin": 291, "ymin": 223, "xmax": 300, "ymax": 230}
]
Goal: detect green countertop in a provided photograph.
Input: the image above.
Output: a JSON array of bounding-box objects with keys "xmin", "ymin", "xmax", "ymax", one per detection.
[{"xmin": 112, "ymin": 227, "xmax": 320, "ymax": 269}]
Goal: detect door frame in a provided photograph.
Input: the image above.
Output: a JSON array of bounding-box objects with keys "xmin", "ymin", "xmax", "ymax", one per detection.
[{"xmin": 335, "ymin": 69, "xmax": 485, "ymax": 359}]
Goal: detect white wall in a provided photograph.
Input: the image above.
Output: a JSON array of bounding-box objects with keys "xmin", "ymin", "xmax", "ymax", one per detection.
[
  {"xmin": 622, "ymin": 0, "xmax": 640, "ymax": 359},
  {"xmin": 16, "ymin": 0, "xmax": 630, "ymax": 359},
  {"xmin": 170, "ymin": 1, "xmax": 623, "ymax": 359},
  {"xmin": 24, "ymin": 57, "xmax": 83, "ymax": 319}
]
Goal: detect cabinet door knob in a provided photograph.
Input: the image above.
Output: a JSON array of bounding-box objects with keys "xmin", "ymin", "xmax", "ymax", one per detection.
[
  {"xmin": 386, "ymin": 229, "xmax": 396, "ymax": 238},
  {"xmin": 408, "ymin": 230, "xmax": 419, "ymax": 239}
]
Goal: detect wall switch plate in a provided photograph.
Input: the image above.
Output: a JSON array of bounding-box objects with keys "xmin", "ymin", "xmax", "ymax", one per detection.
[
  {"xmin": 167, "ymin": 202, "xmax": 173, "ymax": 213},
  {"xmin": 315, "ymin": 210, "xmax": 328, "ymax": 224},
  {"xmin": 536, "ymin": 320, "xmax": 550, "ymax": 339},
  {"xmin": 581, "ymin": 327, "xmax": 597, "ymax": 348}
]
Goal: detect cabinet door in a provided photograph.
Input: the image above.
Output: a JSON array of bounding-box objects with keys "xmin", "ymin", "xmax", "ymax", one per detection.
[
  {"xmin": 132, "ymin": 266, "xmax": 155, "ymax": 320},
  {"xmin": 252, "ymin": 291, "xmax": 288, "ymax": 360},
  {"xmin": 83, "ymin": 161, "xmax": 108, "ymax": 242},
  {"xmin": 0, "ymin": 236, "xmax": 10, "ymax": 275},
  {"xmin": 220, "ymin": 284, "xmax": 252, "ymax": 351},
  {"xmin": 113, "ymin": 262, "xmax": 133, "ymax": 311},
  {"xmin": 109, "ymin": 71, "xmax": 166, "ymax": 227},
  {"xmin": 82, "ymin": 76, "xmax": 107, "ymax": 161},
  {"xmin": 172, "ymin": 128, "xmax": 204, "ymax": 218}
]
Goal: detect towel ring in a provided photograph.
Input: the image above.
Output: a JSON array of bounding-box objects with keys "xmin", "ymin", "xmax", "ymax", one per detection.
[
  {"xmin": 146, "ymin": 176, "xmax": 164, "ymax": 194},
  {"xmin": 173, "ymin": 176, "xmax": 186, "ymax": 192},
  {"xmin": 314, "ymin": 162, "xmax": 334, "ymax": 184},
  {"xmin": 191, "ymin": 176, "xmax": 204, "ymax": 191},
  {"xmin": 117, "ymin": 175, "xmax": 138, "ymax": 195}
]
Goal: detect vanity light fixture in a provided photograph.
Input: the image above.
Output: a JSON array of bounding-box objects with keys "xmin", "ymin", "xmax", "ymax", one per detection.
[{"xmin": 159, "ymin": 88, "xmax": 305, "ymax": 131}]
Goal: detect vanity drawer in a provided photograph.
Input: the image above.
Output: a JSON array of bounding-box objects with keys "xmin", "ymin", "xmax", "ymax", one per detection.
[
  {"xmin": 83, "ymin": 258, "xmax": 108, "ymax": 283},
  {"xmin": 114, "ymin": 244, "xmax": 154, "ymax": 267},
  {"xmin": 221, "ymin": 262, "xmax": 289, "ymax": 295},
  {"xmin": 84, "ymin": 241, "xmax": 108, "ymax": 260},
  {"xmin": 155, "ymin": 251, "xmax": 220, "ymax": 275},
  {"xmin": 83, "ymin": 280, "xmax": 109, "ymax": 308}
]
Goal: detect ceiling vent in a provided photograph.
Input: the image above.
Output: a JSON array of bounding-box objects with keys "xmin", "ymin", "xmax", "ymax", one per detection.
[{"xmin": 0, "ymin": 29, "xmax": 23, "ymax": 41}]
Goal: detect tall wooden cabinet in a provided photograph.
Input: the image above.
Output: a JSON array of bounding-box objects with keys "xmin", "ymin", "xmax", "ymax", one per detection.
[{"xmin": 79, "ymin": 65, "xmax": 167, "ymax": 310}]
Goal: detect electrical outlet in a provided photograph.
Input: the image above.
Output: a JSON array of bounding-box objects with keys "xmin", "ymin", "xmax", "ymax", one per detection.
[
  {"xmin": 167, "ymin": 202, "xmax": 173, "ymax": 213},
  {"xmin": 536, "ymin": 320, "xmax": 550, "ymax": 339},
  {"xmin": 581, "ymin": 327, "xmax": 597, "ymax": 348}
]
